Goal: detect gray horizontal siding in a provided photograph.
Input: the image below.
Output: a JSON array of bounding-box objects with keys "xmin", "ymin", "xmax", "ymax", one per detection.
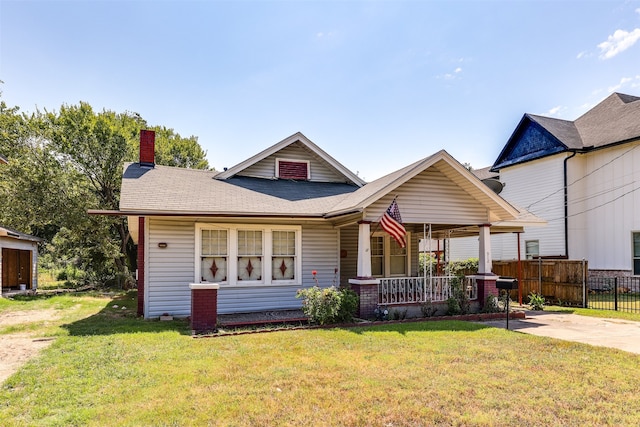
[
  {"xmin": 366, "ymin": 168, "xmax": 489, "ymax": 224},
  {"xmin": 146, "ymin": 218, "xmax": 340, "ymax": 316},
  {"xmin": 239, "ymin": 141, "xmax": 346, "ymax": 182}
]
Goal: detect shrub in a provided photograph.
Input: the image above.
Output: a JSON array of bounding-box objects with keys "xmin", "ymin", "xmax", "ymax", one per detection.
[
  {"xmin": 446, "ymin": 276, "xmax": 470, "ymax": 315},
  {"xmin": 296, "ymin": 286, "xmax": 358, "ymax": 325},
  {"xmin": 482, "ymin": 294, "xmax": 502, "ymax": 313},
  {"xmin": 528, "ymin": 292, "xmax": 545, "ymax": 311},
  {"xmin": 446, "ymin": 297, "xmax": 461, "ymax": 315},
  {"xmin": 391, "ymin": 308, "xmax": 408, "ymax": 320},
  {"xmin": 421, "ymin": 299, "xmax": 438, "ymax": 317}
]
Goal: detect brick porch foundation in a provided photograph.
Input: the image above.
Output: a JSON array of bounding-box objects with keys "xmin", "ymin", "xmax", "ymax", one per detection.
[{"xmin": 189, "ymin": 283, "xmax": 219, "ymax": 334}]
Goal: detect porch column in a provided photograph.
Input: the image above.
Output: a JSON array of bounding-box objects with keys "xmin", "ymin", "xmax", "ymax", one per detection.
[
  {"xmin": 356, "ymin": 221, "xmax": 372, "ymax": 278},
  {"xmin": 349, "ymin": 220, "xmax": 379, "ymax": 319},
  {"xmin": 478, "ymin": 223, "xmax": 492, "ymax": 274},
  {"xmin": 476, "ymin": 224, "xmax": 498, "ymax": 307}
]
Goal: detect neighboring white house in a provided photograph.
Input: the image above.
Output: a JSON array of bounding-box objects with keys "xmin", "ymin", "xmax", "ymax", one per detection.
[
  {"xmin": 451, "ymin": 92, "xmax": 640, "ymax": 278},
  {"xmin": 111, "ymin": 131, "xmax": 541, "ymax": 318}
]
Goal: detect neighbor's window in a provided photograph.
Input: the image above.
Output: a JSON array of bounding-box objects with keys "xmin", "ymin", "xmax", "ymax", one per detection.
[
  {"xmin": 237, "ymin": 230, "xmax": 263, "ymax": 281},
  {"xmin": 633, "ymin": 232, "xmax": 640, "ymax": 276},
  {"xmin": 525, "ymin": 240, "xmax": 539, "ymax": 260},
  {"xmin": 272, "ymin": 230, "xmax": 296, "ymax": 281},
  {"xmin": 200, "ymin": 229, "xmax": 228, "ymax": 282}
]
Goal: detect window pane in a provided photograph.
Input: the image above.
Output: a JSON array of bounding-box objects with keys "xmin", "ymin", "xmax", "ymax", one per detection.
[
  {"xmin": 371, "ymin": 256, "xmax": 383, "ymax": 276},
  {"xmin": 525, "ymin": 240, "xmax": 539, "ymax": 259},
  {"xmin": 634, "ymin": 233, "xmax": 640, "ymax": 257},
  {"xmin": 273, "ymin": 231, "xmax": 295, "ymax": 256},
  {"xmin": 635, "ymin": 259, "xmax": 640, "ymax": 276},
  {"xmin": 390, "ymin": 255, "xmax": 406, "ymax": 275},
  {"xmin": 272, "ymin": 257, "xmax": 295, "ymax": 280},
  {"xmin": 238, "ymin": 230, "xmax": 262, "ymax": 256},
  {"xmin": 201, "ymin": 257, "xmax": 227, "ymax": 282},
  {"xmin": 202, "ymin": 229, "xmax": 227, "ymax": 256},
  {"xmin": 238, "ymin": 256, "xmax": 262, "ymax": 281},
  {"xmin": 371, "ymin": 237, "xmax": 384, "ymax": 256}
]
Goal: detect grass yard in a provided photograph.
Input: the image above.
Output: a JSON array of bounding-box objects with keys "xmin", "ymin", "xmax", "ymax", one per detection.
[{"xmin": 1, "ymin": 293, "xmax": 640, "ymax": 426}]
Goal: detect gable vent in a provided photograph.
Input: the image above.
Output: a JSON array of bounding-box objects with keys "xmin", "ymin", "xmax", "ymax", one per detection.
[{"xmin": 277, "ymin": 159, "xmax": 309, "ymax": 180}]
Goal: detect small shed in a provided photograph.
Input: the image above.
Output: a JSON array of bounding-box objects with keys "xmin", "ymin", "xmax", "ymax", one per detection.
[{"xmin": 0, "ymin": 226, "xmax": 42, "ymax": 293}]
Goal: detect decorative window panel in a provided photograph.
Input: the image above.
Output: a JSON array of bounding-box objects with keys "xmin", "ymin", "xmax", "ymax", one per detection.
[
  {"xmin": 238, "ymin": 230, "xmax": 263, "ymax": 281},
  {"xmin": 272, "ymin": 230, "xmax": 296, "ymax": 280},
  {"xmin": 201, "ymin": 229, "xmax": 227, "ymax": 282}
]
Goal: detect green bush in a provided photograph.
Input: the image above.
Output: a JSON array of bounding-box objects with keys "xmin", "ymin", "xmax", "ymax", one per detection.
[
  {"xmin": 482, "ymin": 294, "xmax": 502, "ymax": 313},
  {"xmin": 446, "ymin": 276, "xmax": 470, "ymax": 316},
  {"xmin": 528, "ymin": 292, "xmax": 545, "ymax": 311},
  {"xmin": 296, "ymin": 286, "xmax": 358, "ymax": 325}
]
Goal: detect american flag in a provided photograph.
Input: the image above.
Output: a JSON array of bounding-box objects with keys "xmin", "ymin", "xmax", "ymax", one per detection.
[{"xmin": 380, "ymin": 199, "xmax": 406, "ymax": 248}]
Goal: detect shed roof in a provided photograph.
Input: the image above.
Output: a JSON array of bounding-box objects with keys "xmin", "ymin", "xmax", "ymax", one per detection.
[{"xmin": 0, "ymin": 226, "xmax": 42, "ymax": 242}]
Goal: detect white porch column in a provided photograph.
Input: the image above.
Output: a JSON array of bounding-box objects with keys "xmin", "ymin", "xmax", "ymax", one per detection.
[
  {"xmin": 478, "ymin": 223, "xmax": 492, "ymax": 274},
  {"xmin": 356, "ymin": 221, "xmax": 372, "ymax": 278}
]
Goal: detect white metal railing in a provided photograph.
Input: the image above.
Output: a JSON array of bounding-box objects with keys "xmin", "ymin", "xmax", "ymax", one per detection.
[{"xmin": 378, "ymin": 276, "xmax": 478, "ymax": 305}]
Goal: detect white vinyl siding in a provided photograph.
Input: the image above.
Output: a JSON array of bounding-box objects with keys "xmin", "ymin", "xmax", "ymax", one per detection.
[
  {"xmin": 238, "ymin": 141, "xmax": 346, "ymax": 182},
  {"xmin": 569, "ymin": 142, "xmax": 640, "ymax": 270}
]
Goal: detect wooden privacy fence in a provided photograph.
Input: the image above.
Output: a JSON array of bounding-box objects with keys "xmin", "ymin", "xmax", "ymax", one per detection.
[{"xmin": 492, "ymin": 259, "xmax": 588, "ymax": 305}]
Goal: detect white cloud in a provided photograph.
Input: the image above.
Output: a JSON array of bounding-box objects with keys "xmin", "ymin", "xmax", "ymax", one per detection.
[
  {"xmin": 598, "ymin": 28, "xmax": 640, "ymax": 59},
  {"xmin": 608, "ymin": 77, "xmax": 633, "ymax": 92},
  {"xmin": 636, "ymin": 8, "xmax": 640, "ymax": 15},
  {"xmin": 454, "ymin": 67, "xmax": 462, "ymax": 73},
  {"xmin": 547, "ymin": 106, "xmax": 562, "ymax": 116}
]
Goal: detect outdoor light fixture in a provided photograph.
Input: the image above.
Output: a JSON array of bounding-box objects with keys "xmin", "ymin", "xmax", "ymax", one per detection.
[{"xmin": 158, "ymin": 242, "xmax": 168, "ymax": 248}]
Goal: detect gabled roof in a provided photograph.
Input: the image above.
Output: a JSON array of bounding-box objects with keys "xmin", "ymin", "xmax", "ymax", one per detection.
[
  {"xmin": 215, "ymin": 132, "xmax": 366, "ymax": 187},
  {"xmin": 326, "ymin": 150, "xmax": 521, "ymax": 222},
  {"xmin": 493, "ymin": 92, "xmax": 640, "ymax": 170},
  {"xmin": 118, "ymin": 139, "xmax": 540, "ymax": 228},
  {"xmin": 119, "ymin": 162, "xmax": 357, "ymax": 217},
  {"xmin": 0, "ymin": 226, "xmax": 42, "ymax": 242}
]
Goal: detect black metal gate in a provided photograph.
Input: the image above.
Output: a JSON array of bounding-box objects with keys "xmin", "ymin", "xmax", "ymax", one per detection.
[{"xmin": 587, "ymin": 277, "xmax": 640, "ymax": 313}]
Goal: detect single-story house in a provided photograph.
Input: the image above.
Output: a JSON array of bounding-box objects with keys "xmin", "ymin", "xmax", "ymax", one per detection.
[
  {"xmin": 106, "ymin": 131, "xmax": 543, "ymax": 318},
  {"xmin": 451, "ymin": 92, "xmax": 640, "ymax": 278},
  {"xmin": 0, "ymin": 226, "xmax": 42, "ymax": 293}
]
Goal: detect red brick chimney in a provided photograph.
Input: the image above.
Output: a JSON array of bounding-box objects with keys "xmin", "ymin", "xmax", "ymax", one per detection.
[{"xmin": 140, "ymin": 130, "xmax": 155, "ymax": 167}]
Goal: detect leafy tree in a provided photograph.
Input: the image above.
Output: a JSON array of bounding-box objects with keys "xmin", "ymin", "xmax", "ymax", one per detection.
[{"xmin": 0, "ymin": 97, "xmax": 211, "ymax": 287}]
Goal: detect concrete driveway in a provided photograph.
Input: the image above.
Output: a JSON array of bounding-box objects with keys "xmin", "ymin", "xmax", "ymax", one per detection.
[{"xmin": 481, "ymin": 310, "xmax": 640, "ymax": 355}]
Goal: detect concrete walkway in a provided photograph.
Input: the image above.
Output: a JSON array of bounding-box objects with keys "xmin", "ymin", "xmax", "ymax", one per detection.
[{"xmin": 481, "ymin": 310, "xmax": 640, "ymax": 355}]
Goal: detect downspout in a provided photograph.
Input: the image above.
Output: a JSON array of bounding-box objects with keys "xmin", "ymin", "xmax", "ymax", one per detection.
[{"xmin": 563, "ymin": 151, "xmax": 577, "ymax": 259}]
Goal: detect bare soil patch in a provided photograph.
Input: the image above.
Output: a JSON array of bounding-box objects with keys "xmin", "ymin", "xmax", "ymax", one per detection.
[{"xmin": 0, "ymin": 309, "xmax": 60, "ymax": 384}]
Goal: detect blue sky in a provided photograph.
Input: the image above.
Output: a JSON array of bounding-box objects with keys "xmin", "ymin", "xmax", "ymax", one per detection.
[{"xmin": 2, "ymin": 1, "xmax": 640, "ymax": 181}]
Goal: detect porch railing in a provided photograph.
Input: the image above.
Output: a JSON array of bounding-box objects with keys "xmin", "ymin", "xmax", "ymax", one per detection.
[{"xmin": 378, "ymin": 276, "xmax": 478, "ymax": 305}]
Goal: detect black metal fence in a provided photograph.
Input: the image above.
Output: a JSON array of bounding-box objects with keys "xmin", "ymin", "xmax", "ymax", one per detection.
[{"xmin": 587, "ymin": 276, "xmax": 640, "ymax": 313}]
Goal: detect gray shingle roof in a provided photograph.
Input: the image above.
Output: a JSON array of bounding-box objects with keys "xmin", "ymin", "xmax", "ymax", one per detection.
[{"xmin": 120, "ymin": 163, "xmax": 356, "ymax": 216}]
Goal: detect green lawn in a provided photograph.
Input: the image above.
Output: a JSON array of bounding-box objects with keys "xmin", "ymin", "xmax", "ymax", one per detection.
[{"xmin": 1, "ymin": 293, "xmax": 640, "ymax": 426}]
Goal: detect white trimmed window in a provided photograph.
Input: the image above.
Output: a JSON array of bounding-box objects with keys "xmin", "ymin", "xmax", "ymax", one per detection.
[
  {"xmin": 525, "ymin": 240, "xmax": 539, "ymax": 260},
  {"xmin": 633, "ymin": 232, "xmax": 640, "ymax": 276},
  {"xmin": 370, "ymin": 233, "xmax": 411, "ymax": 277},
  {"xmin": 200, "ymin": 229, "xmax": 228, "ymax": 282},
  {"xmin": 196, "ymin": 224, "xmax": 301, "ymax": 286}
]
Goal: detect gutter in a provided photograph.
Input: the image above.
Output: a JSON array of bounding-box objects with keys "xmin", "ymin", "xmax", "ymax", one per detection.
[{"xmin": 563, "ymin": 151, "xmax": 577, "ymax": 258}]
